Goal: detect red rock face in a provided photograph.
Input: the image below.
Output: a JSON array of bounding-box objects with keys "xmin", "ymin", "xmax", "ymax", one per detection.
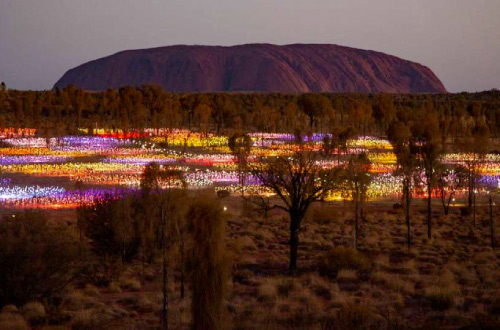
[{"xmin": 54, "ymin": 44, "xmax": 446, "ymax": 93}]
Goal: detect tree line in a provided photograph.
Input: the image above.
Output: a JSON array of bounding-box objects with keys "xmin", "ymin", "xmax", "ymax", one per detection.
[{"xmin": 0, "ymin": 82, "xmax": 500, "ymax": 137}]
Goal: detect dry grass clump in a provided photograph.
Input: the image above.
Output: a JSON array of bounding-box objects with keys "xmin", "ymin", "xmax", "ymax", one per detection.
[
  {"xmin": 275, "ymin": 278, "xmax": 297, "ymax": 298},
  {"xmin": 21, "ymin": 302, "xmax": 46, "ymax": 326},
  {"xmin": 337, "ymin": 269, "xmax": 358, "ymax": 283},
  {"xmin": 424, "ymin": 286, "xmax": 458, "ymax": 310},
  {"xmin": 371, "ymin": 271, "xmax": 414, "ymax": 294},
  {"xmin": 258, "ymin": 283, "xmax": 277, "ymax": 303},
  {"xmin": 107, "ymin": 282, "xmax": 122, "ymax": 293},
  {"xmin": 0, "ymin": 312, "xmax": 29, "ymax": 330},
  {"xmin": 71, "ymin": 309, "xmax": 101, "ymax": 330},
  {"xmin": 310, "ymin": 205, "xmax": 339, "ymax": 225},
  {"xmin": 326, "ymin": 303, "xmax": 376, "ymax": 330},
  {"xmin": 235, "ymin": 236, "xmax": 257, "ymax": 251},
  {"xmin": 119, "ymin": 277, "xmax": 142, "ymax": 291},
  {"xmin": 83, "ymin": 284, "xmax": 101, "ymax": 298},
  {"xmin": 318, "ymin": 246, "xmax": 370, "ymax": 278},
  {"xmin": 423, "ymin": 269, "xmax": 461, "ymax": 310},
  {"xmin": 0, "ymin": 305, "xmax": 18, "ymax": 314}
]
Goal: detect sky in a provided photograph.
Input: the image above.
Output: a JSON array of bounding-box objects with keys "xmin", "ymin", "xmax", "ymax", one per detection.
[{"xmin": 0, "ymin": 0, "xmax": 499, "ymax": 92}]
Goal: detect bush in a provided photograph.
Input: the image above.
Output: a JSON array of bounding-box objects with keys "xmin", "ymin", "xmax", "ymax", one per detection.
[
  {"xmin": 276, "ymin": 280, "xmax": 296, "ymax": 298},
  {"xmin": 71, "ymin": 309, "xmax": 101, "ymax": 330},
  {"xmin": 78, "ymin": 195, "xmax": 140, "ymax": 263},
  {"xmin": 337, "ymin": 269, "xmax": 358, "ymax": 283},
  {"xmin": 76, "ymin": 255, "xmax": 122, "ymax": 287},
  {"xmin": 187, "ymin": 194, "xmax": 230, "ymax": 330},
  {"xmin": 424, "ymin": 287, "xmax": 456, "ymax": 310},
  {"xmin": 21, "ymin": 302, "xmax": 46, "ymax": 326},
  {"xmin": 216, "ymin": 189, "xmax": 230, "ymax": 198},
  {"xmin": 323, "ymin": 303, "xmax": 374, "ymax": 330},
  {"xmin": 311, "ymin": 205, "xmax": 338, "ymax": 225},
  {"xmin": 0, "ymin": 211, "xmax": 80, "ymax": 306},
  {"xmin": 257, "ymin": 283, "xmax": 277, "ymax": 303},
  {"xmin": 0, "ymin": 312, "xmax": 29, "ymax": 330},
  {"xmin": 318, "ymin": 247, "xmax": 370, "ymax": 278}
]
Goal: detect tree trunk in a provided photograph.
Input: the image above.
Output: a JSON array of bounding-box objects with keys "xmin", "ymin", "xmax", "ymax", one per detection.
[
  {"xmin": 289, "ymin": 214, "xmax": 301, "ymax": 273},
  {"xmin": 161, "ymin": 205, "xmax": 168, "ymax": 330},
  {"xmin": 490, "ymin": 195, "xmax": 495, "ymax": 249},
  {"xmin": 404, "ymin": 178, "xmax": 411, "ymax": 250},
  {"xmin": 427, "ymin": 179, "xmax": 432, "ymax": 239},
  {"xmin": 355, "ymin": 197, "xmax": 359, "ymax": 250},
  {"xmin": 180, "ymin": 226, "xmax": 185, "ymax": 300},
  {"xmin": 468, "ymin": 167, "xmax": 473, "ymax": 208}
]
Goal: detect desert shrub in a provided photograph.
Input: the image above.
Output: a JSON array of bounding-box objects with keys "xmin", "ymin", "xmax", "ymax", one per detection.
[
  {"xmin": 216, "ymin": 189, "xmax": 230, "ymax": 198},
  {"xmin": 371, "ymin": 271, "xmax": 414, "ymax": 294},
  {"xmin": 460, "ymin": 207, "xmax": 471, "ymax": 216},
  {"xmin": 21, "ymin": 302, "xmax": 46, "ymax": 326},
  {"xmin": 311, "ymin": 205, "xmax": 338, "ymax": 225},
  {"xmin": 257, "ymin": 284, "xmax": 277, "ymax": 303},
  {"xmin": 323, "ymin": 303, "xmax": 374, "ymax": 330},
  {"xmin": 71, "ymin": 309, "xmax": 101, "ymax": 330},
  {"xmin": 319, "ymin": 246, "xmax": 370, "ymax": 278},
  {"xmin": 119, "ymin": 277, "xmax": 142, "ymax": 291},
  {"xmin": 187, "ymin": 194, "xmax": 230, "ymax": 330},
  {"xmin": 78, "ymin": 195, "xmax": 140, "ymax": 263},
  {"xmin": 424, "ymin": 287, "xmax": 456, "ymax": 310},
  {"xmin": 76, "ymin": 255, "xmax": 121, "ymax": 287},
  {"xmin": 465, "ymin": 312, "xmax": 500, "ymax": 330},
  {"xmin": 0, "ymin": 211, "xmax": 80, "ymax": 306},
  {"xmin": 337, "ymin": 269, "xmax": 358, "ymax": 283},
  {"xmin": 276, "ymin": 279, "xmax": 296, "ymax": 298},
  {"xmin": 0, "ymin": 312, "xmax": 29, "ymax": 330}
]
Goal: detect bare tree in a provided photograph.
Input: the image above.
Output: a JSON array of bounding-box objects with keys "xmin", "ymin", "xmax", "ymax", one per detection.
[
  {"xmin": 457, "ymin": 123, "xmax": 490, "ymax": 225},
  {"xmin": 251, "ymin": 145, "xmax": 341, "ymax": 272},
  {"xmin": 141, "ymin": 162, "xmax": 186, "ymax": 330},
  {"xmin": 388, "ymin": 121, "xmax": 417, "ymax": 250},
  {"xmin": 343, "ymin": 153, "xmax": 372, "ymax": 250},
  {"xmin": 412, "ymin": 113, "xmax": 442, "ymax": 239}
]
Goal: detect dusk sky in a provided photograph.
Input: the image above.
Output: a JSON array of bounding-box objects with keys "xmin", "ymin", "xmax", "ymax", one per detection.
[{"xmin": 0, "ymin": 0, "xmax": 499, "ymax": 92}]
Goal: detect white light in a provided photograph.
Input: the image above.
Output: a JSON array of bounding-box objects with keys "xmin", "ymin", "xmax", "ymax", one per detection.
[{"xmin": 223, "ymin": 206, "xmax": 227, "ymax": 211}]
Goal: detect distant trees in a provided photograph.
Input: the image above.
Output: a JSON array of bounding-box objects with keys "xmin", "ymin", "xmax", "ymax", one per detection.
[
  {"xmin": 298, "ymin": 94, "xmax": 331, "ymax": 131},
  {"xmin": 0, "ymin": 211, "xmax": 80, "ymax": 306},
  {"xmin": 0, "ymin": 86, "xmax": 499, "ymax": 139},
  {"xmin": 251, "ymin": 141, "xmax": 340, "ymax": 272}
]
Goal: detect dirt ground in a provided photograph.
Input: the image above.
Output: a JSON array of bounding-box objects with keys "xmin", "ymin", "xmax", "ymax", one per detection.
[{"xmin": 14, "ymin": 194, "xmax": 496, "ymax": 330}]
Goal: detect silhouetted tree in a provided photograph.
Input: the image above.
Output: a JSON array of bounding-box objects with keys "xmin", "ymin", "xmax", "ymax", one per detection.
[
  {"xmin": 251, "ymin": 144, "xmax": 341, "ymax": 272},
  {"xmin": 388, "ymin": 121, "xmax": 417, "ymax": 250},
  {"xmin": 344, "ymin": 153, "xmax": 372, "ymax": 249}
]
